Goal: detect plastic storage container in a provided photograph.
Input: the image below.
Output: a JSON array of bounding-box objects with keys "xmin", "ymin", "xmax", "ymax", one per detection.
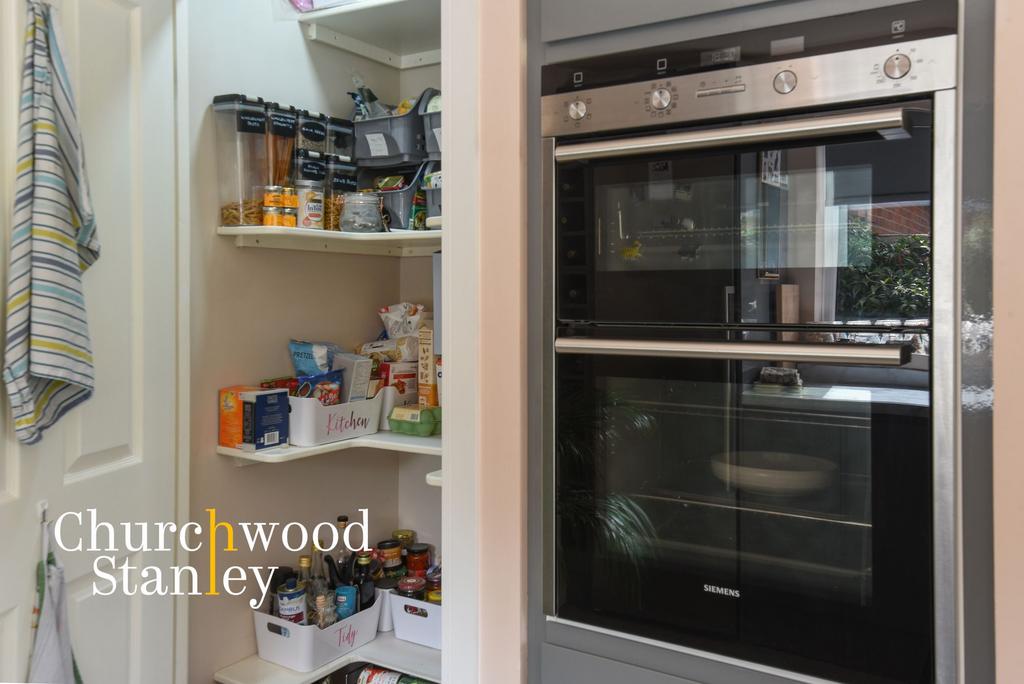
[
  {"xmin": 422, "ymin": 166, "xmax": 442, "ymax": 220},
  {"xmin": 390, "ymin": 594, "xmax": 441, "ymax": 650},
  {"xmin": 353, "ymin": 88, "xmax": 439, "ymax": 168},
  {"xmin": 253, "ymin": 589, "xmax": 383, "ymax": 672},
  {"xmin": 421, "ymin": 91, "xmax": 441, "ymax": 161},
  {"xmin": 288, "ymin": 393, "xmax": 382, "ymax": 447},
  {"xmin": 328, "ymin": 116, "xmax": 355, "ymax": 161},
  {"xmin": 266, "ymin": 102, "xmax": 298, "ymax": 187},
  {"xmin": 213, "ymin": 94, "xmax": 268, "ymax": 226},
  {"xmin": 325, "ymin": 155, "xmax": 358, "ymax": 231},
  {"xmin": 297, "ymin": 110, "xmax": 328, "ymax": 154},
  {"xmin": 358, "ymin": 163, "xmax": 431, "ymax": 231}
]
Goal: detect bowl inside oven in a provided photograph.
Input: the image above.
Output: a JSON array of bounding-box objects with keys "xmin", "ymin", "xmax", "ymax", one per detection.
[{"xmin": 710, "ymin": 451, "xmax": 837, "ymax": 496}]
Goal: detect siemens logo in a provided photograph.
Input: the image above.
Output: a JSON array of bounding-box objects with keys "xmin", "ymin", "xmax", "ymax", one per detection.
[{"xmin": 703, "ymin": 584, "xmax": 741, "ymax": 598}]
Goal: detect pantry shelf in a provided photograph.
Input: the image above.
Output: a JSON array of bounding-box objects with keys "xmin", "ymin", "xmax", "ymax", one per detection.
[
  {"xmin": 214, "ymin": 632, "xmax": 441, "ymax": 684},
  {"xmin": 217, "ymin": 226, "xmax": 441, "ymax": 257},
  {"xmin": 296, "ymin": 0, "xmax": 441, "ymax": 70},
  {"xmin": 219, "ymin": 432, "xmax": 442, "ymax": 466},
  {"xmin": 425, "ymin": 469, "xmax": 442, "ymax": 487}
]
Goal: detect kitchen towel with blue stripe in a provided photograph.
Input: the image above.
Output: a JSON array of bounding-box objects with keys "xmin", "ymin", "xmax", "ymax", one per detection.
[{"xmin": 4, "ymin": 1, "xmax": 100, "ymax": 445}]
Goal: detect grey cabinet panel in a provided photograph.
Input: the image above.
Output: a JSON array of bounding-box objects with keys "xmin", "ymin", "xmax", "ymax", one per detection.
[
  {"xmin": 542, "ymin": 643, "xmax": 703, "ymax": 684},
  {"xmin": 541, "ymin": 0, "xmax": 778, "ymax": 43}
]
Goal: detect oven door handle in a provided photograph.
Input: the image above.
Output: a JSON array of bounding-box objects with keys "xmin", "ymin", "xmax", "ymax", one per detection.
[
  {"xmin": 553, "ymin": 107, "xmax": 910, "ymax": 162},
  {"xmin": 554, "ymin": 337, "xmax": 912, "ymax": 366}
]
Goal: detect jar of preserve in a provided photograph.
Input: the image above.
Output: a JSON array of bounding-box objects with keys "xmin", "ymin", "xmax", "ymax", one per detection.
[
  {"xmin": 396, "ymin": 576, "xmax": 426, "ymax": 600},
  {"xmin": 377, "ymin": 540, "xmax": 405, "ymax": 578},
  {"xmin": 425, "ymin": 570, "xmax": 442, "ymax": 604},
  {"xmin": 406, "ymin": 543, "xmax": 430, "ymax": 578},
  {"xmin": 392, "ymin": 529, "xmax": 416, "ymax": 554}
]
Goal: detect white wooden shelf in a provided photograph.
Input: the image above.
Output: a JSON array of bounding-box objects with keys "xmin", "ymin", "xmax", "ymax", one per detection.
[
  {"xmin": 296, "ymin": 0, "xmax": 441, "ymax": 70},
  {"xmin": 425, "ymin": 469, "xmax": 441, "ymax": 487},
  {"xmin": 218, "ymin": 226, "xmax": 441, "ymax": 257},
  {"xmin": 214, "ymin": 632, "xmax": 440, "ymax": 684},
  {"xmin": 219, "ymin": 432, "xmax": 441, "ymax": 466}
]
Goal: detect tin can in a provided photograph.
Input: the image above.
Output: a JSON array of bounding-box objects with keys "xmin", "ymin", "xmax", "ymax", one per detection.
[
  {"xmin": 282, "ymin": 186, "xmax": 298, "ymax": 208},
  {"xmin": 281, "ymin": 208, "xmax": 298, "ymax": 227},
  {"xmin": 335, "ymin": 584, "xmax": 357, "ymax": 620},
  {"xmin": 296, "ymin": 180, "xmax": 324, "ymax": 229},
  {"xmin": 263, "ymin": 206, "xmax": 283, "ymax": 226},
  {"xmin": 262, "ymin": 185, "xmax": 285, "ymax": 208},
  {"xmin": 276, "ymin": 578, "xmax": 307, "ymax": 625}
]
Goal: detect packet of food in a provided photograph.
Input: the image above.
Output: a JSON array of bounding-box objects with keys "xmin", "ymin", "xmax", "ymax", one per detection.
[
  {"xmin": 355, "ymin": 336, "xmax": 418, "ymax": 363},
  {"xmin": 289, "ymin": 340, "xmax": 342, "ymax": 376},
  {"xmin": 378, "ymin": 303, "xmax": 425, "ymax": 339},
  {"xmin": 375, "ymin": 175, "xmax": 406, "ymax": 192},
  {"xmin": 260, "ymin": 376, "xmax": 300, "ymax": 395},
  {"xmin": 408, "ymin": 189, "xmax": 427, "ymax": 230},
  {"xmin": 295, "ymin": 370, "xmax": 344, "ymax": 406}
]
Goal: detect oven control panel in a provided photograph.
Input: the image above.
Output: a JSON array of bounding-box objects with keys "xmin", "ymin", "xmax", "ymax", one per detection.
[{"xmin": 541, "ymin": 34, "xmax": 955, "ymax": 138}]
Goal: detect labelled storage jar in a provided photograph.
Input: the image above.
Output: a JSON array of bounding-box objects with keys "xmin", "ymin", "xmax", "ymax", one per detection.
[
  {"xmin": 327, "ymin": 116, "xmax": 354, "ymax": 161},
  {"xmin": 213, "ymin": 94, "xmax": 268, "ymax": 226},
  {"xmin": 265, "ymin": 102, "xmax": 298, "ymax": 187},
  {"xmin": 325, "ymin": 155, "xmax": 358, "ymax": 231},
  {"xmin": 295, "ymin": 149, "xmax": 326, "ymax": 230},
  {"xmin": 296, "ymin": 110, "xmax": 328, "ymax": 154}
]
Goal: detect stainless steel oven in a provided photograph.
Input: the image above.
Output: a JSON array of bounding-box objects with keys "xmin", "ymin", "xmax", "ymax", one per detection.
[{"xmin": 541, "ymin": 33, "xmax": 958, "ymax": 684}]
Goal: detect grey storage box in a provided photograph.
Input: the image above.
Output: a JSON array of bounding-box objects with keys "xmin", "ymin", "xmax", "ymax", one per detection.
[
  {"xmin": 358, "ymin": 162, "xmax": 432, "ymax": 230},
  {"xmin": 354, "ymin": 88, "xmax": 439, "ymax": 168},
  {"xmin": 421, "ymin": 91, "xmax": 441, "ymax": 161}
]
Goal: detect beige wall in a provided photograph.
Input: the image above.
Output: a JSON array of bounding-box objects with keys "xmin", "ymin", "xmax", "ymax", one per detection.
[
  {"xmin": 993, "ymin": 1, "xmax": 1024, "ymax": 681},
  {"xmin": 183, "ymin": 2, "xmax": 440, "ymax": 681}
]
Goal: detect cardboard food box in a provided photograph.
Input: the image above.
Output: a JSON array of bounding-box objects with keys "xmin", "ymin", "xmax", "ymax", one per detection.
[
  {"xmin": 219, "ymin": 386, "xmax": 289, "ymax": 451},
  {"xmin": 378, "ymin": 361, "xmax": 418, "ymax": 406},
  {"xmin": 418, "ymin": 326, "xmax": 438, "ymax": 407},
  {"xmin": 332, "ymin": 352, "xmax": 373, "ymax": 402}
]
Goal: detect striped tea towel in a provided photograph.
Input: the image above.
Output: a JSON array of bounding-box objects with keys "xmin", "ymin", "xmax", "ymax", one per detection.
[{"xmin": 4, "ymin": 1, "xmax": 100, "ymax": 445}]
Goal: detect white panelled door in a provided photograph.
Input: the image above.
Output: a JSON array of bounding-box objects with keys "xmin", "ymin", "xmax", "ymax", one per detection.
[{"xmin": 0, "ymin": 0, "xmax": 177, "ymax": 682}]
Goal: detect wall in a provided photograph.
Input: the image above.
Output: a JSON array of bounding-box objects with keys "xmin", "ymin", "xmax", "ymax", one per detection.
[
  {"xmin": 993, "ymin": 1, "xmax": 1024, "ymax": 680},
  {"xmin": 183, "ymin": 2, "xmax": 438, "ymax": 681}
]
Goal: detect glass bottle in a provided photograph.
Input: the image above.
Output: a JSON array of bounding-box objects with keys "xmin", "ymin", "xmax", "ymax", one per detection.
[
  {"xmin": 308, "ymin": 544, "xmax": 332, "ymax": 625},
  {"xmin": 336, "ymin": 515, "xmax": 351, "ymax": 583},
  {"xmin": 315, "ymin": 593, "xmax": 337, "ymax": 629},
  {"xmin": 298, "ymin": 554, "xmax": 313, "ymax": 622},
  {"xmin": 352, "ymin": 550, "xmax": 376, "ymax": 611}
]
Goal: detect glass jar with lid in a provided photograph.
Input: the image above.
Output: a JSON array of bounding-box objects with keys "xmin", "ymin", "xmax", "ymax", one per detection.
[
  {"xmin": 340, "ymin": 192, "xmax": 384, "ymax": 233},
  {"xmin": 212, "ymin": 94, "xmax": 268, "ymax": 226}
]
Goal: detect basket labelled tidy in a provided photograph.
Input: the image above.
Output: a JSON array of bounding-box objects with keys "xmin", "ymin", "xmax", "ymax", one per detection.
[{"xmin": 253, "ymin": 589, "xmax": 384, "ymax": 672}]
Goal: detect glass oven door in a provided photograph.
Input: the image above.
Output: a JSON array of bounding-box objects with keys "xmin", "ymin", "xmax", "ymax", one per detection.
[
  {"xmin": 553, "ymin": 329, "xmax": 932, "ymax": 684},
  {"xmin": 556, "ymin": 103, "xmax": 933, "ymax": 331}
]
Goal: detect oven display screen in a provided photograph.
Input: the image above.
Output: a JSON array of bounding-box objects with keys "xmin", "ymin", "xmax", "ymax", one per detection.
[{"xmin": 700, "ymin": 46, "xmax": 741, "ymax": 67}]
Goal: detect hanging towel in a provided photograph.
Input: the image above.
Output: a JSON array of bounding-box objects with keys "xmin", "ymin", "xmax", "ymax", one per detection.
[
  {"xmin": 28, "ymin": 521, "xmax": 84, "ymax": 684},
  {"xmin": 4, "ymin": 1, "xmax": 100, "ymax": 445}
]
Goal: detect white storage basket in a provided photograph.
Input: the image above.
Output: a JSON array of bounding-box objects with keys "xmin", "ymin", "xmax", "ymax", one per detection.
[
  {"xmin": 389, "ymin": 594, "xmax": 442, "ymax": 650},
  {"xmin": 288, "ymin": 393, "xmax": 382, "ymax": 447},
  {"xmin": 253, "ymin": 589, "xmax": 383, "ymax": 672}
]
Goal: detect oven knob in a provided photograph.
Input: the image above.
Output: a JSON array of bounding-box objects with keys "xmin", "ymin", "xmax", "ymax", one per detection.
[
  {"xmin": 773, "ymin": 70, "xmax": 798, "ymax": 94},
  {"xmin": 650, "ymin": 88, "xmax": 673, "ymax": 111},
  {"xmin": 568, "ymin": 100, "xmax": 588, "ymax": 120},
  {"xmin": 884, "ymin": 53, "xmax": 912, "ymax": 79}
]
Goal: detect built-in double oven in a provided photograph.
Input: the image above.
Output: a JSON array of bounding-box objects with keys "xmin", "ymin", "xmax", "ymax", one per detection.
[{"xmin": 541, "ymin": 15, "xmax": 959, "ymax": 684}]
